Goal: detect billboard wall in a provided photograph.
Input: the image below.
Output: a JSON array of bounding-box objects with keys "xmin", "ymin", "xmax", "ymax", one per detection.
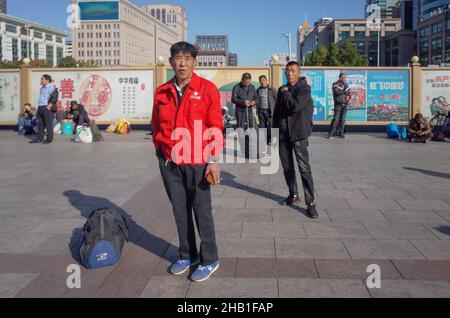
[
  {"xmin": 0, "ymin": 71, "xmax": 21, "ymax": 123},
  {"xmin": 167, "ymin": 68, "xmax": 270, "ymax": 118},
  {"xmin": 31, "ymin": 69, "xmax": 154, "ymax": 123},
  {"xmin": 282, "ymin": 69, "xmax": 410, "ymax": 123},
  {"xmin": 422, "ymin": 70, "xmax": 450, "ymax": 119}
]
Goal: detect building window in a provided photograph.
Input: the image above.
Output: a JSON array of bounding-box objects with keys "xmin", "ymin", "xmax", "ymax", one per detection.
[
  {"xmin": 45, "ymin": 34, "xmax": 53, "ymax": 41},
  {"xmin": 420, "ymin": 27, "xmax": 429, "ymax": 37},
  {"xmin": 12, "ymin": 38, "xmax": 18, "ymax": 61},
  {"xmin": 56, "ymin": 47, "xmax": 63, "ymax": 66},
  {"xmin": 6, "ymin": 24, "xmax": 17, "ymax": 33},
  {"xmin": 338, "ymin": 31, "xmax": 350, "ymax": 41},
  {"xmin": 46, "ymin": 45, "xmax": 54, "ymax": 66},
  {"xmin": 392, "ymin": 49, "xmax": 399, "ymax": 66},
  {"xmin": 33, "ymin": 31, "xmax": 42, "ymax": 39},
  {"xmin": 432, "ymin": 23, "xmax": 443, "ymax": 34},
  {"xmin": 354, "ymin": 31, "xmax": 366, "ymax": 38},
  {"xmin": 21, "ymin": 40, "xmax": 30, "ymax": 59},
  {"xmin": 431, "ymin": 38, "xmax": 443, "ymax": 65},
  {"xmin": 56, "ymin": 37, "xmax": 63, "ymax": 44},
  {"xmin": 34, "ymin": 43, "xmax": 39, "ymax": 60}
]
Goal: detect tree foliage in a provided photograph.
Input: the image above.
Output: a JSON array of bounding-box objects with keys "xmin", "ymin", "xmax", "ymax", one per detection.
[{"xmin": 304, "ymin": 42, "xmax": 369, "ymax": 66}]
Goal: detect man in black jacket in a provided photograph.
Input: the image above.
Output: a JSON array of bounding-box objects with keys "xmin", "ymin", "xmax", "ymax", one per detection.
[
  {"xmin": 328, "ymin": 73, "xmax": 351, "ymax": 139},
  {"xmin": 273, "ymin": 61, "xmax": 318, "ymax": 219},
  {"xmin": 255, "ymin": 75, "xmax": 277, "ymax": 145},
  {"xmin": 232, "ymin": 73, "xmax": 257, "ymax": 130}
]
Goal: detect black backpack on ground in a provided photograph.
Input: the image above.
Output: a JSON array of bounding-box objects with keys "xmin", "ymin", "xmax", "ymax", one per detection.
[{"xmin": 79, "ymin": 208, "xmax": 129, "ymax": 270}]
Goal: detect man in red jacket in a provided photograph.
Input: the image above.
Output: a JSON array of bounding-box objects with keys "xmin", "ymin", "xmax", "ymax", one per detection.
[{"xmin": 152, "ymin": 42, "xmax": 223, "ymax": 283}]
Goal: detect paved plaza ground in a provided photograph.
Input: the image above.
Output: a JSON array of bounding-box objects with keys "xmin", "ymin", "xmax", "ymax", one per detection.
[{"xmin": 1, "ymin": 130, "xmax": 450, "ymax": 298}]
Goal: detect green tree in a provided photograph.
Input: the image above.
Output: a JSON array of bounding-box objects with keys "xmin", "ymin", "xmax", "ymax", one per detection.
[
  {"xmin": 305, "ymin": 44, "xmax": 329, "ymax": 66},
  {"xmin": 339, "ymin": 42, "xmax": 368, "ymax": 66},
  {"xmin": 58, "ymin": 56, "xmax": 78, "ymax": 68},
  {"xmin": 304, "ymin": 42, "xmax": 368, "ymax": 66},
  {"xmin": 326, "ymin": 44, "xmax": 343, "ymax": 66},
  {"xmin": 29, "ymin": 59, "xmax": 50, "ymax": 68},
  {"xmin": 78, "ymin": 59, "xmax": 98, "ymax": 68}
]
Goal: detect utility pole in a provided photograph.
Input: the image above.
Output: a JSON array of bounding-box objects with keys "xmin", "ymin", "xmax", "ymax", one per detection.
[{"xmin": 281, "ymin": 33, "xmax": 292, "ymax": 62}]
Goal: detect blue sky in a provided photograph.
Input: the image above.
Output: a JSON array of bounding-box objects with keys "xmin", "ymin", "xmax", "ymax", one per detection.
[{"xmin": 9, "ymin": 0, "xmax": 365, "ymax": 65}]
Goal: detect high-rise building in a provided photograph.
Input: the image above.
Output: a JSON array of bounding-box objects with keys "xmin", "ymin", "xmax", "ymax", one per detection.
[
  {"xmin": 417, "ymin": 7, "xmax": 450, "ymax": 66},
  {"xmin": 299, "ymin": 17, "xmax": 402, "ymax": 66},
  {"xmin": 421, "ymin": 0, "xmax": 450, "ymax": 20},
  {"xmin": 72, "ymin": 0, "xmax": 180, "ymax": 66},
  {"xmin": 64, "ymin": 40, "xmax": 73, "ymax": 57},
  {"xmin": 142, "ymin": 4, "xmax": 188, "ymax": 41},
  {"xmin": 0, "ymin": 13, "xmax": 69, "ymax": 66},
  {"xmin": 0, "ymin": 0, "xmax": 7, "ymax": 14},
  {"xmin": 297, "ymin": 20, "xmax": 313, "ymax": 64},
  {"xmin": 396, "ymin": 0, "xmax": 414, "ymax": 30},
  {"xmin": 228, "ymin": 52, "xmax": 238, "ymax": 66},
  {"xmin": 297, "ymin": 18, "xmax": 333, "ymax": 64},
  {"xmin": 195, "ymin": 35, "xmax": 229, "ymax": 67},
  {"xmin": 366, "ymin": 0, "xmax": 400, "ymax": 18},
  {"xmin": 413, "ymin": 0, "xmax": 422, "ymax": 29}
]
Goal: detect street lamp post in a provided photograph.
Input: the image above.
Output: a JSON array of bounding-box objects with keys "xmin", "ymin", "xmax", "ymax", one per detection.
[{"xmin": 281, "ymin": 33, "xmax": 292, "ymax": 62}]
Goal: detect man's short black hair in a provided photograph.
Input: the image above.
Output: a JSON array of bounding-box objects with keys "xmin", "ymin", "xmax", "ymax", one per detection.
[
  {"xmin": 170, "ymin": 42, "xmax": 198, "ymax": 59},
  {"xmin": 242, "ymin": 73, "xmax": 252, "ymax": 80},
  {"xmin": 259, "ymin": 75, "xmax": 267, "ymax": 81},
  {"xmin": 42, "ymin": 74, "xmax": 52, "ymax": 82},
  {"xmin": 339, "ymin": 73, "xmax": 346, "ymax": 78},
  {"xmin": 286, "ymin": 61, "xmax": 300, "ymax": 68}
]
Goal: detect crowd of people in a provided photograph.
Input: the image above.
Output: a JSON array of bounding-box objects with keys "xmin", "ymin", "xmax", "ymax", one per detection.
[{"xmin": 18, "ymin": 74, "xmax": 95, "ymax": 144}]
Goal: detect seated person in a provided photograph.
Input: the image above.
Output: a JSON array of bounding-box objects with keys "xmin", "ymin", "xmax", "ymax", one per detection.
[
  {"xmin": 222, "ymin": 107, "xmax": 233, "ymax": 134},
  {"xmin": 18, "ymin": 103, "xmax": 37, "ymax": 135},
  {"xmin": 66, "ymin": 101, "xmax": 90, "ymax": 131},
  {"xmin": 408, "ymin": 113, "xmax": 432, "ymax": 143}
]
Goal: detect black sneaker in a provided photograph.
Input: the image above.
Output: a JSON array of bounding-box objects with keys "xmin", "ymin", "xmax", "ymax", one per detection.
[
  {"xmin": 29, "ymin": 140, "xmax": 41, "ymax": 144},
  {"xmin": 339, "ymin": 135, "xmax": 346, "ymax": 139},
  {"xmin": 280, "ymin": 194, "xmax": 299, "ymax": 206},
  {"xmin": 43, "ymin": 140, "xmax": 52, "ymax": 145},
  {"xmin": 306, "ymin": 203, "xmax": 319, "ymax": 219}
]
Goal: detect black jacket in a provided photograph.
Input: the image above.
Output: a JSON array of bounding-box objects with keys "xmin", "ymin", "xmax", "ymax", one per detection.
[
  {"xmin": 273, "ymin": 77, "xmax": 314, "ymax": 142},
  {"xmin": 69, "ymin": 104, "xmax": 91, "ymax": 126},
  {"xmin": 231, "ymin": 83, "xmax": 257, "ymax": 110},
  {"xmin": 255, "ymin": 86, "xmax": 277, "ymax": 115},
  {"xmin": 332, "ymin": 80, "xmax": 351, "ymax": 106}
]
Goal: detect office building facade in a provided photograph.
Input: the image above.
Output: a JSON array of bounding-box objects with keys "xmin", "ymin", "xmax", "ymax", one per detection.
[
  {"xmin": 72, "ymin": 0, "xmax": 180, "ymax": 66},
  {"xmin": 142, "ymin": 4, "xmax": 188, "ymax": 41},
  {"xmin": 0, "ymin": 13, "xmax": 68, "ymax": 66}
]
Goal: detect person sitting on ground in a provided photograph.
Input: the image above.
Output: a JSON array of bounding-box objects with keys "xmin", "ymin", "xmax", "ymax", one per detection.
[
  {"xmin": 222, "ymin": 107, "xmax": 232, "ymax": 133},
  {"xmin": 408, "ymin": 113, "xmax": 432, "ymax": 143},
  {"xmin": 66, "ymin": 101, "xmax": 90, "ymax": 131},
  {"xmin": 17, "ymin": 103, "xmax": 37, "ymax": 135}
]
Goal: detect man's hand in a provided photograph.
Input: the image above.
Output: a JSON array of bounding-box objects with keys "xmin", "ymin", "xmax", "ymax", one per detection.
[
  {"xmin": 245, "ymin": 100, "xmax": 251, "ymax": 107},
  {"xmin": 205, "ymin": 163, "xmax": 222, "ymax": 186},
  {"xmin": 47, "ymin": 104, "xmax": 53, "ymax": 111},
  {"xmin": 281, "ymin": 86, "xmax": 289, "ymax": 93},
  {"xmin": 250, "ymin": 101, "xmax": 256, "ymax": 106}
]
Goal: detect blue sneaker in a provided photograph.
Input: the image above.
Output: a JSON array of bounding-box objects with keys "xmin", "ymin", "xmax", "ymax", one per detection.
[
  {"xmin": 191, "ymin": 261, "xmax": 220, "ymax": 282},
  {"xmin": 169, "ymin": 259, "xmax": 200, "ymax": 276}
]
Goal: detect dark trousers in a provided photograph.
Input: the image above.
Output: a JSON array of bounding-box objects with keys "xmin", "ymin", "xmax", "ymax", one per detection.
[
  {"xmin": 236, "ymin": 107, "xmax": 257, "ymax": 130},
  {"xmin": 36, "ymin": 107, "xmax": 54, "ymax": 142},
  {"xmin": 408, "ymin": 133, "xmax": 430, "ymax": 142},
  {"xmin": 329, "ymin": 105, "xmax": 348, "ymax": 137},
  {"xmin": 158, "ymin": 156, "xmax": 218, "ymax": 266},
  {"xmin": 258, "ymin": 109, "xmax": 272, "ymax": 144},
  {"xmin": 279, "ymin": 127, "xmax": 315, "ymax": 205}
]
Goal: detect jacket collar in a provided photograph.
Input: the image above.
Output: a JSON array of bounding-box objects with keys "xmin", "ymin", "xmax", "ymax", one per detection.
[{"xmin": 171, "ymin": 72, "xmax": 202, "ymax": 92}]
